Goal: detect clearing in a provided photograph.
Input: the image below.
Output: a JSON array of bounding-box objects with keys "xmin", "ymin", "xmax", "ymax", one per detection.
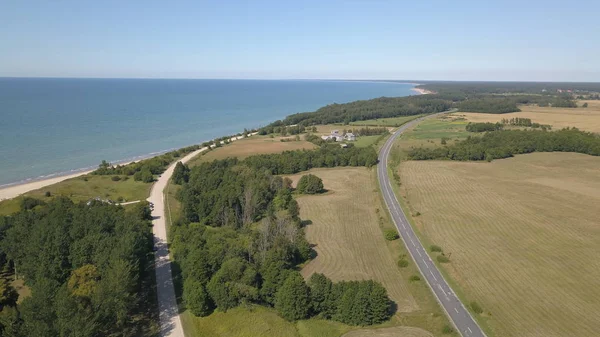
[
  {"xmin": 289, "ymin": 168, "xmax": 418, "ymax": 312},
  {"xmin": 349, "ymin": 115, "xmax": 423, "ymax": 127},
  {"xmin": 187, "ymin": 134, "xmax": 315, "ymax": 167},
  {"xmin": 342, "ymin": 326, "xmax": 433, "ymax": 337},
  {"xmin": 0, "ymin": 174, "xmax": 151, "ymax": 215},
  {"xmin": 398, "ymin": 152, "xmax": 600, "ymax": 336},
  {"xmin": 455, "ymin": 100, "xmax": 600, "ymax": 132}
]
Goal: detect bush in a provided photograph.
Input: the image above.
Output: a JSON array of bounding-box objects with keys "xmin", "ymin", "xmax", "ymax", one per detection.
[
  {"xmin": 409, "ymin": 275, "xmax": 421, "ymax": 282},
  {"xmin": 183, "ymin": 278, "xmax": 213, "ymax": 317},
  {"xmin": 44, "ymin": 191, "xmax": 51, "ymax": 197},
  {"xmin": 430, "ymin": 245, "xmax": 443, "ymax": 253},
  {"xmin": 384, "ymin": 229, "xmax": 399, "ymax": 241},
  {"xmin": 20, "ymin": 197, "xmax": 46, "ymax": 211},
  {"xmin": 470, "ymin": 301, "xmax": 483, "ymax": 314},
  {"xmin": 397, "ymin": 259, "xmax": 409, "ymax": 268},
  {"xmin": 296, "ymin": 174, "xmax": 324, "ymax": 194},
  {"xmin": 111, "ymin": 176, "xmax": 121, "ymax": 181},
  {"xmin": 437, "ymin": 255, "xmax": 450, "ymax": 263},
  {"xmin": 582, "ymin": 102, "xmax": 588, "ymax": 108},
  {"xmin": 442, "ymin": 324, "xmax": 455, "ymax": 334}
]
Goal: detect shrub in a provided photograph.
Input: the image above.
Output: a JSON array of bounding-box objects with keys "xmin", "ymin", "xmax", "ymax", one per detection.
[
  {"xmin": 409, "ymin": 275, "xmax": 421, "ymax": 282},
  {"xmin": 397, "ymin": 259, "xmax": 409, "ymax": 268},
  {"xmin": 582, "ymin": 102, "xmax": 588, "ymax": 108},
  {"xmin": 111, "ymin": 176, "xmax": 121, "ymax": 181},
  {"xmin": 437, "ymin": 255, "xmax": 450, "ymax": 263},
  {"xmin": 44, "ymin": 191, "xmax": 51, "ymax": 197},
  {"xmin": 296, "ymin": 174, "xmax": 324, "ymax": 194},
  {"xmin": 430, "ymin": 245, "xmax": 443, "ymax": 253},
  {"xmin": 384, "ymin": 229, "xmax": 399, "ymax": 241},
  {"xmin": 470, "ymin": 301, "xmax": 483, "ymax": 314},
  {"xmin": 183, "ymin": 278, "xmax": 213, "ymax": 317},
  {"xmin": 442, "ymin": 324, "xmax": 455, "ymax": 334}
]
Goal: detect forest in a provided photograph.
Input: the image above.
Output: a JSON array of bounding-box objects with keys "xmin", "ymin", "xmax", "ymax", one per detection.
[
  {"xmin": 263, "ymin": 95, "xmax": 453, "ymax": 128},
  {"xmin": 170, "ymin": 144, "xmax": 392, "ymax": 324},
  {"xmin": 466, "ymin": 122, "xmax": 504, "ymax": 132},
  {"xmin": 0, "ymin": 199, "xmax": 155, "ymax": 336},
  {"xmin": 407, "ymin": 128, "xmax": 600, "ymax": 161},
  {"xmin": 415, "ymin": 81, "xmax": 600, "ymax": 95}
]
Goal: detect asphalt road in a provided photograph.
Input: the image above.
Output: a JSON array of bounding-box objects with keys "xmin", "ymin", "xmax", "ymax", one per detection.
[{"xmin": 377, "ymin": 113, "xmax": 486, "ymax": 337}]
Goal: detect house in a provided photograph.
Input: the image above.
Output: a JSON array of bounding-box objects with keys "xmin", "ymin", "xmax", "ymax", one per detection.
[
  {"xmin": 321, "ymin": 130, "xmax": 344, "ymax": 142},
  {"xmin": 344, "ymin": 133, "xmax": 356, "ymax": 141}
]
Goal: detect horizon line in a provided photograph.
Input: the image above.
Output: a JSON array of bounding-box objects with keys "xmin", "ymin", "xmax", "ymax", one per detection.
[{"xmin": 1, "ymin": 76, "xmax": 599, "ymax": 84}]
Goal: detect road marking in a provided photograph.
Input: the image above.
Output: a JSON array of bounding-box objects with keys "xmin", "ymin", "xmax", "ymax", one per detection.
[
  {"xmin": 468, "ymin": 327, "xmax": 473, "ymax": 333},
  {"xmin": 454, "ymin": 308, "xmax": 459, "ymax": 313},
  {"xmin": 430, "ymin": 270, "xmax": 438, "ymax": 281},
  {"xmin": 417, "ymin": 250, "xmax": 422, "ymax": 257}
]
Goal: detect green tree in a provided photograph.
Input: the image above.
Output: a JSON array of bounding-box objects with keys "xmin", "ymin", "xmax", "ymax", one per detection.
[
  {"xmin": 172, "ymin": 162, "xmax": 190, "ymax": 185},
  {"xmin": 296, "ymin": 174, "xmax": 324, "ymax": 194},
  {"xmin": 582, "ymin": 102, "xmax": 588, "ymax": 108},
  {"xmin": 307, "ymin": 273, "xmax": 334, "ymax": 318},
  {"xmin": 183, "ymin": 278, "xmax": 213, "ymax": 317},
  {"xmin": 368, "ymin": 281, "xmax": 392, "ymax": 324},
  {"xmin": 207, "ymin": 258, "xmax": 258, "ymax": 311},
  {"xmin": 275, "ymin": 271, "xmax": 310, "ymax": 321}
]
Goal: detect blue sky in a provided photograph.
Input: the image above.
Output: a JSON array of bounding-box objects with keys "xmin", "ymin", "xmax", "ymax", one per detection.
[{"xmin": 1, "ymin": 0, "xmax": 598, "ymax": 81}]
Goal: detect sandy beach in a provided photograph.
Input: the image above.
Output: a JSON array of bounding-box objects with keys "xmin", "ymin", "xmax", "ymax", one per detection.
[
  {"xmin": 0, "ymin": 170, "xmax": 94, "ymax": 201},
  {"xmin": 412, "ymin": 87, "xmax": 433, "ymax": 95},
  {"xmin": 0, "ymin": 133, "xmax": 256, "ymax": 202}
]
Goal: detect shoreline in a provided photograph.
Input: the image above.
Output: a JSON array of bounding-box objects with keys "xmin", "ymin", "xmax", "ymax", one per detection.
[
  {"xmin": 0, "ymin": 133, "xmax": 254, "ymax": 202},
  {"xmin": 411, "ymin": 87, "xmax": 433, "ymax": 95}
]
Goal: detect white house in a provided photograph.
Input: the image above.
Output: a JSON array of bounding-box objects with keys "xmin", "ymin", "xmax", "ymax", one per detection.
[{"xmin": 344, "ymin": 133, "xmax": 356, "ymax": 141}]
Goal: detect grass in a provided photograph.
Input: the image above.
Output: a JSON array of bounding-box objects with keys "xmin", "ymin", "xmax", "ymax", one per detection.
[
  {"xmin": 341, "ymin": 326, "xmax": 434, "ymax": 337},
  {"xmin": 0, "ymin": 174, "xmax": 151, "ymax": 215},
  {"xmin": 187, "ymin": 134, "xmax": 315, "ymax": 167},
  {"xmin": 398, "ymin": 152, "xmax": 600, "ymax": 336},
  {"xmin": 349, "ymin": 115, "xmax": 424, "ymax": 127},
  {"xmin": 286, "ymin": 167, "xmax": 457, "ymax": 336},
  {"xmin": 454, "ymin": 100, "xmax": 600, "ymax": 133},
  {"xmin": 353, "ymin": 135, "xmax": 382, "ymax": 148},
  {"xmin": 287, "ymin": 168, "xmax": 419, "ymax": 312}
]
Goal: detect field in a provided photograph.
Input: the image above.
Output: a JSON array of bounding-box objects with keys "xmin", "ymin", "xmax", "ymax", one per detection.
[
  {"xmin": 349, "ymin": 115, "xmax": 423, "ymax": 127},
  {"xmin": 187, "ymin": 135, "xmax": 315, "ymax": 167},
  {"xmin": 287, "ymin": 167, "xmax": 455, "ymax": 336},
  {"xmin": 0, "ymin": 174, "xmax": 151, "ymax": 215},
  {"xmin": 398, "ymin": 153, "xmax": 600, "ymax": 336},
  {"xmin": 455, "ymin": 100, "xmax": 600, "ymax": 132}
]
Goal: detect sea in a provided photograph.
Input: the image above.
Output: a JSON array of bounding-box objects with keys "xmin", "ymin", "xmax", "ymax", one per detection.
[{"xmin": 0, "ymin": 78, "xmax": 415, "ymax": 186}]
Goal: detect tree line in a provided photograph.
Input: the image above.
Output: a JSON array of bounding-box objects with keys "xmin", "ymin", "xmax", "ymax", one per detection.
[
  {"xmin": 262, "ymin": 95, "xmax": 452, "ymax": 128},
  {"xmin": 407, "ymin": 128, "xmax": 600, "ymax": 161},
  {"xmin": 466, "ymin": 122, "xmax": 504, "ymax": 132},
  {"xmin": 0, "ymin": 198, "xmax": 155, "ymax": 336}
]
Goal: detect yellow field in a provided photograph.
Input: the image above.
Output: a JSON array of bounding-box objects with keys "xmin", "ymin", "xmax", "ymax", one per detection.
[
  {"xmin": 342, "ymin": 327, "xmax": 433, "ymax": 337},
  {"xmin": 288, "ymin": 168, "xmax": 418, "ymax": 312},
  {"xmin": 455, "ymin": 100, "xmax": 600, "ymax": 132},
  {"xmin": 187, "ymin": 135, "xmax": 315, "ymax": 167},
  {"xmin": 399, "ymin": 153, "xmax": 600, "ymax": 336}
]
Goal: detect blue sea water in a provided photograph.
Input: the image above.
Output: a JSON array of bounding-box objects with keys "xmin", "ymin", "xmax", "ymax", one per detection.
[{"xmin": 0, "ymin": 78, "xmax": 415, "ymax": 186}]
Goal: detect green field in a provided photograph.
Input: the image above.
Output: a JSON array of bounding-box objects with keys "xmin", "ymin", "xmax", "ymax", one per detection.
[
  {"xmin": 353, "ymin": 135, "xmax": 382, "ymax": 148},
  {"xmin": 181, "ymin": 306, "xmax": 354, "ymax": 337},
  {"xmin": 391, "ymin": 112, "xmax": 600, "ymax": 336},
  {"xmin": 349, "ymin": 115, "xmax": 423, "ymax": 127},
  {"xmin": 0, "ymin": 174, "xmax": 151, "ymax": 215}
]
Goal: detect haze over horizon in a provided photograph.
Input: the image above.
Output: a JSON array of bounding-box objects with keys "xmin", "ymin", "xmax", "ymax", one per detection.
[{"xmin": 1, "ymin": 0, "xmax": 599, "ymax": 82}]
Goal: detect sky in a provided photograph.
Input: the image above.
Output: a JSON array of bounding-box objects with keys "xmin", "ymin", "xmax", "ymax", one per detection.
[{"xmin": 1, "ymin": 0, "xmax": 599, "ymax": 81}]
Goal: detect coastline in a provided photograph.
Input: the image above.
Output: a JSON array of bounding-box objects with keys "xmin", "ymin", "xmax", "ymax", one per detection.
[
  {"xmin": 412, "ymin": 87, "xmax": 433, "ymax": 95},
  {"xmin": 0, "ymin": 133, "xmax": 253, "ymax": 202}
]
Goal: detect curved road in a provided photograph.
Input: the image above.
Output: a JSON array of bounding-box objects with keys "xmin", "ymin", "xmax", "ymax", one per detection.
[
  {"xmin": 148, "ymin": 133, "xmax": 256, "ymax": 337},
  {"xmin": 377, "ymin": 113, "xmax": 486, "ymax": 337}
]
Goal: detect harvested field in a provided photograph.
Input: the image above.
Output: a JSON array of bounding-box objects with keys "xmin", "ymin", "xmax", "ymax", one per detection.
[
  {"xmin": 399, "ymin": 152, "xmax": 600, "ymax": 336},
  {"xmin": 342, "ymin": 326, "xmax": 434, "ymax": 337},
  {"xmin": 289, "ymin": 168, "xmax": 419, "ymax": 313},
  {"xmin": 187, "ymin": 135, "xmax": 315, "ymax": 167},
  {"xmin": 455, "ymin": 101, "xmax": 600, "ymax": 132}
]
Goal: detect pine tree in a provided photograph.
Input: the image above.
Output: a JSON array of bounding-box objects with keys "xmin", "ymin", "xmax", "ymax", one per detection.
[{"xmin": 275, "ymin": 271, "xmax": 310, "ymax": 321}]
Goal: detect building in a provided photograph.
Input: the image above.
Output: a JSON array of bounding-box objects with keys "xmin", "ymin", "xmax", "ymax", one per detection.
[{"xmin": 344, "ymin": 133, "xmax": 356, "ymax": 141}]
